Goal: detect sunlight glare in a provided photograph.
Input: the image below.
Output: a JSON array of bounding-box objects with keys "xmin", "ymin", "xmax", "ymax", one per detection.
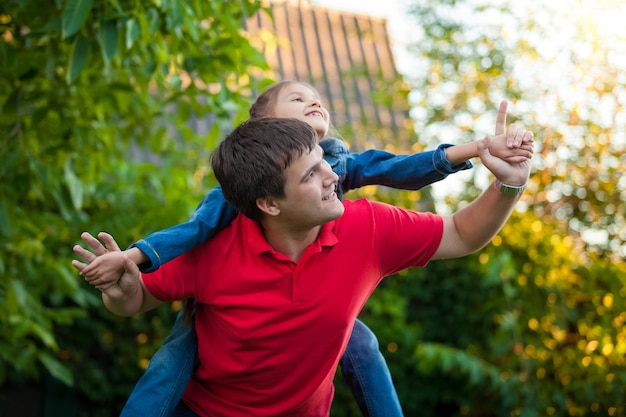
[{"xmin": 572, "ymin": 0, "xmax": 626, "ymax": 52}]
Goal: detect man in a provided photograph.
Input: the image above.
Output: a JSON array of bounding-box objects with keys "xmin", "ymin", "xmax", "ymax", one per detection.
[{"xmin": 73, "ymin": 116, "xmax": 533, "ymax": 416}]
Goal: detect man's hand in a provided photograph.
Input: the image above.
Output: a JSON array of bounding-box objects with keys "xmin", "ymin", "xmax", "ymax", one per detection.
[
  {"xmin": 72, "ymin": 232, "xmax": 143, "ymax": 314},
  {"xmin": 477, "ymin": 101, "xmax": 534, "ymax": 186}
]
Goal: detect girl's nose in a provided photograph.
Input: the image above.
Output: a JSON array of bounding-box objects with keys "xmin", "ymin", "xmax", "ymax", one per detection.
[{"xmin": 309, "ymin": 97, "xmax": 321, "ymax": 107}]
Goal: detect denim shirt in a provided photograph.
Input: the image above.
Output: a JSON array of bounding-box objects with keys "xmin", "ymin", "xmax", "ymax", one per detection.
[{"xmin": 131, "ymin": 139, "xmax": 472, "ymax": 272}]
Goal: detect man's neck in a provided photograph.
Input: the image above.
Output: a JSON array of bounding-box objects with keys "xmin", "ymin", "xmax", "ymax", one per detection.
[{"xmin": 259, "ymin": 221, "xmax": 322, "ymax": 263}]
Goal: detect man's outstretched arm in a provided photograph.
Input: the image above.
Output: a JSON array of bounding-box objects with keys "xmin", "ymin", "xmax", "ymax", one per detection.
[{"xmin": 433, "ymin": 118, "xmax": 534, "ymax": 259}]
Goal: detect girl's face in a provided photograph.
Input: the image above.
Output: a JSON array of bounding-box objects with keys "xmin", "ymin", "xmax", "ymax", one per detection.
[{"xmin": 269, "ymin": 83, "xmax": 330, "ymax": 141}]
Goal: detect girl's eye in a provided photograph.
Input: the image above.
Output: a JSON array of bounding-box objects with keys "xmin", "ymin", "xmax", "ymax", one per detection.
[{"xmin": 292, "ymin": 97, "xmax": 303, "ymax": 102}]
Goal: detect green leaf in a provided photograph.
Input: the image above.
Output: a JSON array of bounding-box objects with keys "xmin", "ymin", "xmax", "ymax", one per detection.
[
  {"xmin": 183, "ymin": 11, "xmax": 199, "ymax": 42},
  {"xmin": 0, "ymin": 199, "xmax": 12, "ymax": 236},
  {"xmin": 61, "ymin": 0, "xmax": 94, "ymax": 39},
  {"xmin": 54, "ymin": 262, "xmax": 80, "ymax": 294},
  {"xmin": 97, "ymin": 19, "xmax": 118, "ymax": 63},
  {"xmin": 165, "ymin": 0, "xmax": 183, "ymax": 32},
  {"xmin": 169, "ymin": 73, "xmax": 181, "ymax": 89},
  {"xmin": 125, "ymin": 18, "xmax": 140, "ymax": 49},
  {"xmin": 177, "ymin": 98, "xmax": 191, "ymax": 123},
  {"xmin": 35, "ymin": 18, "xmax": 61, "ymax": 34},
  {"xmin": 205, "ymin": 122, "xmax": 221, "ymax": 151},
  {"xmin": 66, "ymin": 34, "xmax": 89, "ymax": 84},
  {"xmin": 146, "ymin": 8, "xmax": 160, "ymax": 34},
  {"xmin": 64, "ymin": 159, "xmax": 83, "ymax": 210},
  {"xmin": 10, "ymin": 280, "xmax": 29, "ymax": 311},
  {"xmin": 39, "ymin": 354, "xmax": 74, "ymax": 386},
  {"xmin": 109, "ymin": 0, "xmax": 124, "ymax": 14},
  {"xmin": 137, "ymin": 13, "xmax": 150, "ymax": 41},
  {"xmin": 31, "ymin": 323, "xmax": 58, "ymax": 350}
]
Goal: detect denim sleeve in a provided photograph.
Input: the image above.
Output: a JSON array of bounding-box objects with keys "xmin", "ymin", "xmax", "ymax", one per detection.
[
  {"xmin": 320, "ymin": 138, "xmax": 350, "ymax": 199},
  {"xmin": 129, "ymin": 186, "xmax": 237, "ymax": 273},
  {"xmin": 341, "ymin": 143, "xmax": 473, "ymax": 193}
]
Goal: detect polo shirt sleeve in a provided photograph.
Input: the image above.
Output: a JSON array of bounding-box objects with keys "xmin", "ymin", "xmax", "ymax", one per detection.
[
  {"xmin": 366, "ymin": 200, "xmax": 444, "ymax": 276},
  {"xmin": 142, "ymin": 249, "xmax": 199, "ymax": 302}
]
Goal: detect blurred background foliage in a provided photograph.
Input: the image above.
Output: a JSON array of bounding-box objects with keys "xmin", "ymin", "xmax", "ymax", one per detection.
[
  {"xmin": 339, "ymin": 0, "xmax": 626, "ymax": 416},
  {"xmin": 1, "ymin": 0, "xmax": 625, "ymax": 416}
]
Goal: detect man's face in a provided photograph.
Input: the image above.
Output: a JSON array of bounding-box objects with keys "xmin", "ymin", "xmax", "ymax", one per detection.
[
  {"xmin": 270, "ymin": 83, "xmax": 330, "ymax": 141},
  {"xmin": 276, "ymin": 145, "xmax": 343, "ymax": 228}
]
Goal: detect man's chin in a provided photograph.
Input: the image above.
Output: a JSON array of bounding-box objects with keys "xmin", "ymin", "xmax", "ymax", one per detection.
[{"xmin": 330, "ymin": 203, "xmax": 345, "ymax": 220}]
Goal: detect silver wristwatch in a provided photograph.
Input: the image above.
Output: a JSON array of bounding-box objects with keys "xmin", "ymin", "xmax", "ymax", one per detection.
[{"xmin": 494, "ymin": 179, "xmax": 527, "ymax": 196}]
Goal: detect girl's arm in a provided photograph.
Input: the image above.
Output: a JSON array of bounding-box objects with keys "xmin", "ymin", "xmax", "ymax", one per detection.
[
  {"xmin": 321, "ymin": 136, "xmax": 532, "ymax": 196},
  {"xmin": 338, "ymin": 136, "xmax": 531, "ymax": 193},
  {"xmin": 331, "ymin": 141, "xmax": 472, "ymax": 194},
  {"xmin": 446, "ymin": 133, "xmax": 534, "ymax": 166},
  {"xmin": 444, "ymin": 142, "xmax": 480, "ymax": 166},
  {"xmin": 321, "ymin": 138, "xmax": 470, "ymax": 197},
  {"xmin": 130, "ymin": 186, "xmax": 236, "ymax": 272},
  {"xmin": 78, "ymin": 186, "xmax": 237, "ymax": 286},
  {"xmin": 324, "ymin": 101, "xmax": 532, "ymax": 195}
]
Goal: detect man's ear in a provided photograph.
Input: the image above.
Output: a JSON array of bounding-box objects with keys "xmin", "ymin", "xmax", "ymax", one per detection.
[{"xmin": 256, "ymin": 197, "xmax": 280, "ymax": 217}]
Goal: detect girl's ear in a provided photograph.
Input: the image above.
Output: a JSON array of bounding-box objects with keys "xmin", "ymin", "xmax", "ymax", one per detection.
[{"xmin": 256, "ymin": 197, "xmax": 280, "ymax": 217}]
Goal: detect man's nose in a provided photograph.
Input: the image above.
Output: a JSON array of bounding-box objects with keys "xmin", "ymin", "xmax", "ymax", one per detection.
[{"xmin": 322, "ymin": 160, "xmax": 338, "ymax": 184}]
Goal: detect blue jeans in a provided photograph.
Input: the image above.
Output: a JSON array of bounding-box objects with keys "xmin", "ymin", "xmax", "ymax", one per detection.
[
  {"xmin": 120, "ymin": 313, "xmax": 403, "ymax": 417},
  {"xmin": 170, "ymin": 401, "xmax": 199, "ymax": 417},
  {"xmin": 340, "ymin": 320, "xmax": 403, "ymax": 417},
  {"xmin": 120, "ymin": 311, "xmax": 197, "ymax": 417}
]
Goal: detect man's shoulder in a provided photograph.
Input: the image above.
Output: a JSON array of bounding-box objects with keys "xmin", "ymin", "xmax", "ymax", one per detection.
[
  {"xmin": 341, "ymin": 199, "xmax": 439, "ymax": 223},
  {"xmin": 342, "ymin": 198, "xmax": 390, "ymax": 212},
  {"xmin": 340, "ymin": 198, "xmax": 390, "ymax": 220},
  {"xmin": 195, "ymin": 212, "xmax": 253, "ymax": 250}
]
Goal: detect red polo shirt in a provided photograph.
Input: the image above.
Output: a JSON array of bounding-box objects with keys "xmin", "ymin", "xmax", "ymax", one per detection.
[{"xmin": 143, "ymin": 198, "xmax": 443, "ymax": 417}]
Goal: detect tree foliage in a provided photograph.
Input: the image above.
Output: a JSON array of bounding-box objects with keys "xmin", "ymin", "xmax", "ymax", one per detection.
[
  {"xmin": 2, "ymin": 0, "xmax": 625, "ymax": 415},
  {"xmin": 1, "ymin": 0, "xmax": 268, "ymax": 413},
  {"xmin": 338, "ymin": 1, "xmax": 626, "ymax": 416}
]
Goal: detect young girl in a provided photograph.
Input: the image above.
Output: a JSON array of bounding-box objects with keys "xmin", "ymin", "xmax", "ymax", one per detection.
[{"xmin": 81, "ymin": 80, "xmax": 533, "ymax": 417}]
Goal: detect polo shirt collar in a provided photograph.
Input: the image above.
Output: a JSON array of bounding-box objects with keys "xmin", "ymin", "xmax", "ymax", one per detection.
[{"xmin": 243, "ymin": 216, "xmax": 339, "ymax": 254}]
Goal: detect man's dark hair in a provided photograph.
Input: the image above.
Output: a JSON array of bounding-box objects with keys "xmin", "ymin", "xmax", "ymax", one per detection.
[{"xmin": 211, "ymin": 118, "xmax": 318, "ymax": 222}]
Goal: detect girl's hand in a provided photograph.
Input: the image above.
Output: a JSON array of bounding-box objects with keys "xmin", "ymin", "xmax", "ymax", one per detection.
[
  {"xmin": 72, "ymin": 232, "xmax": 126, "ymax": 290},
  {"xmin": 488, "ymin": 125, "xmax": 534, "ymax": 163}
]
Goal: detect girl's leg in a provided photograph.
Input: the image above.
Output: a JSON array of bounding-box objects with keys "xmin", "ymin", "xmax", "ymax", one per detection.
[
  {"xmin": 339, "ymin": 319, "xmax": 403, "ymax": 417},
  {"xmin": 120, "ymin": 310, "xmax": 198, "ymax": 417},
  {"xmin": 170, "ymin": 400, "xmax": 201, "ymax": 417}
]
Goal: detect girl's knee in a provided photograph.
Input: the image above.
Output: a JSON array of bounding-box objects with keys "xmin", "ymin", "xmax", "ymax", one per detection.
[{"xmin": 350, "ymin": 319, "xmax": 381, "ymax": 354}]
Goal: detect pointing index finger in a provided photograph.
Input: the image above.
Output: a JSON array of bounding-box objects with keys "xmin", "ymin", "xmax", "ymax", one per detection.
[{"xmin": 495, "ymin": 100, "xmax": 508, "ymax": 136}]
